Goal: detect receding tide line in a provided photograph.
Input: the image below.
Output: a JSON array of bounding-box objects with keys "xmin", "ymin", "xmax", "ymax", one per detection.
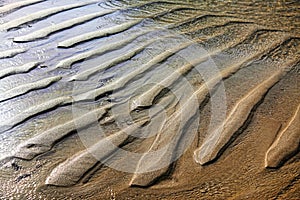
[
  {"xmin": 13, "ymin": 10, "xmax": 115, "ymax": 42},
  {"xmin": 0, "ymin": 0, "xmax": 99, "ymax": 31},
  {"xmin": 194, "ymin": 58, "xmax": 298, "ymax": 166},
  {"xmin": 0, "ymin": 0, "xmax": 45, "ymax": 14},
  {"xmin": 265, "ymin": 103, "xmax": 300, "ymax": 168}
]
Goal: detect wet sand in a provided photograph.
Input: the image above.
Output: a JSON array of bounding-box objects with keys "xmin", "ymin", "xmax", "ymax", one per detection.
[{"xmin": 0, "ymin": 0, "xmax": 299, "ymax": 199}]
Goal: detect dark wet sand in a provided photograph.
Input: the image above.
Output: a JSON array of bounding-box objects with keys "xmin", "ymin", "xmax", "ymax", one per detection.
[{"xmin": 0, "ymin": 0, "xmax": 299, "ymax": 199}]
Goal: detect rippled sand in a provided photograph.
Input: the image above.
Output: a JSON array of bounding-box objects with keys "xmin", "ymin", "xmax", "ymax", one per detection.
[{"xmin": 0, "ymin": 0, "xmax": 299, "ymax": 199}]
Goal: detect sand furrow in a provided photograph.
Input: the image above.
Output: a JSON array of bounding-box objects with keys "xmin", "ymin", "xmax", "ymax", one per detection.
[
  {"xmin": 56, "ymin": 15, "xmax": 226, "ymax": 70},
  {"xmin": 57, "ymin": 30, "xmax": 152, "ymax": 70},
  {"xmin": 0, "ymin": 48, "xmax": 27, "ymax": 59},
  {"xmin": 45, "ymin": 120, "xmax": 146, "ymax": 186},
  {"xmin": 0, "ymin": 0, "xmax": 298, "ymax": 196},
  {"xmin": 151, "ymin": 6, "xmax": 199, "ymax": 19},
  {"xmin": 129, "ymin": 27, "xmax": 262, "ymax": 111},
  {"xmin": 0, "ymin": 1, "xmax": 98, "ymax": 31},
  {"xmin": 130, "ymin": 36, "xmax": 292, "ymax": 186},
  {"xmin": 130, "ymin": 83, "xmax": 200, "ymax": 187},
  {"xmin": 13, "ymin": 10, "xmax": 115, "ymax": 42},
  {"xmin": 194, "ymin": 59, "xmax": 298, "ymax": 165},
  {"xmin": 167, "ymin": 13, "xmax": 242, "ymax": 29},
  {"xmin": 130, "ymin": 26, "xmax": 284, "ymax": 111},
  {"xmin": 0, "ymin": 62, "xmax": 39, "ymax": 79},
  {"xmin": 130, "ymin": 56, "xmax": 209, "ymax": 111},
  {"xmin": 54, "ymin": 11, "xmax": 247, "ymax": 70},
  {"xmin": 74, "ymin": 42, "xmax": 193, "ymax": 102},
  {"xmin": 0, "ymin": 96, "xmax": 72, "ymax": 133},
  {"xmin": 265, "ymin": 104, "xmax": 300, "ymax": 168},
  {"xmin": 67, "ymin": 33, "xmax": 171, "ymax": 81},
  {"xmin": 13, "ymin": 105, "xmax": 111, "ymax": 160},
  {"xmin": 57, "ymin": 19, "xmax": 143, "ymax": 48},
  {"xmin": 0, "ymin": 0, "xmax": 45, "ymax": 14},
  {"xmin": 0, "ymin": 76, "xmax": 61, "ymax": 102}
]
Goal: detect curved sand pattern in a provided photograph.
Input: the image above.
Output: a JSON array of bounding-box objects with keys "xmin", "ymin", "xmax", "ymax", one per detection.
[{"xmin": 0, "ymin": 0, "xmax": 299, "ymax": 199}]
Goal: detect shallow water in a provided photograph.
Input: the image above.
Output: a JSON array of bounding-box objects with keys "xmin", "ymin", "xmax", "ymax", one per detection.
[{"xmin": 0, "ymin": 0, "xmax": 299, "ymax": 199}]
